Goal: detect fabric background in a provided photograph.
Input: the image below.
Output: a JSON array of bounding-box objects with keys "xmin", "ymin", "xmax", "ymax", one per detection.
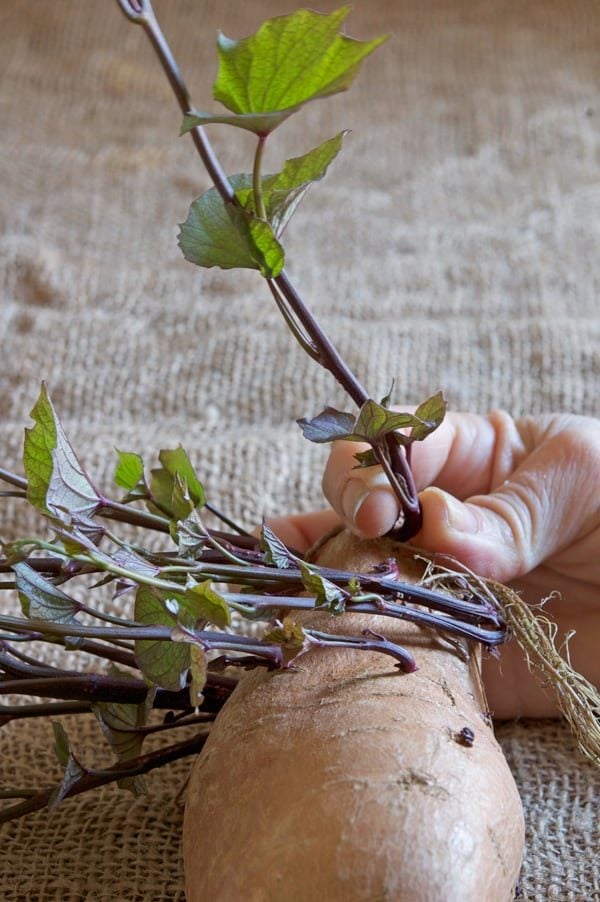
[{"xmin": 0, "ymin": 0, "xmax": 598, "ymax": 898}]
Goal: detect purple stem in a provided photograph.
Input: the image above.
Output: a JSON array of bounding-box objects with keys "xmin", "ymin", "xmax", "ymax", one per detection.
[
  {"xmin": 0, "ymin": 731, "xmax": 208, "ymax": 824},
  {"xmin": 115, "ymin": 0, "xmax": 422, "ymax": 537}
]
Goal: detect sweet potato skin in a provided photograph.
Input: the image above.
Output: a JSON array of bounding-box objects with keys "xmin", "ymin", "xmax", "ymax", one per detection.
[{"xmin": 184, "ymin": 531, "xmax": 524, "ymax": 901}]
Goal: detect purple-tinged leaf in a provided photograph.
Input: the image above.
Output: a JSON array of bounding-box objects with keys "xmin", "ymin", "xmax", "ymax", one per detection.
[
  {"xmin": 24, "ymin": 384, "xmax": 100, "ymax": 525},
  {"xmin": 49, "ymin": 722, "xmax": 86, "ymax": 808},
  {"xmin": 297, "ymin": 407, "xmax": 356, "ymax": 443},
  {"xmin": 13, "ymin": 562, "xmax": 79, "ymax": 624},
  {"xmin": 259, "ymin": 521, "xmax": 296, "ymax": 569},
  {"xmin": 110, "ymin": 547, "xmax": 160, "ymax": 580},
  {"xmin": 92, "ymin": 699, "xmax": 147, "ymax": 762}
]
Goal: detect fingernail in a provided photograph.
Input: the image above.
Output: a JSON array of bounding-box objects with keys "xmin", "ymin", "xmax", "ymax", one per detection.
[
  {"xmin": 341, "ymin": 477, "xmax": 372, "ymax": 525},
  {"xmin": 444, "ymin": 494, "xmax": 480, "ymax": 534}
]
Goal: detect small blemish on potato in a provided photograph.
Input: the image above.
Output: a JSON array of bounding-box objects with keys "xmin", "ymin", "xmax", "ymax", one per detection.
[{"xmin": 456, "ymin": 726, "xmax": 475, "ymax": 747}]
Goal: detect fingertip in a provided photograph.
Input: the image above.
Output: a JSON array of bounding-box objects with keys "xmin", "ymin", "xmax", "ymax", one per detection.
[{"xmin": 352, "ymin": 488, "xmax": 400, "ymax": 539}]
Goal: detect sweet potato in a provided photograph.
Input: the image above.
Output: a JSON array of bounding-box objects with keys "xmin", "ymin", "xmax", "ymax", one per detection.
[{"xmin": 183, "ymin": 530, "xmax": 524, "ymax": 901}]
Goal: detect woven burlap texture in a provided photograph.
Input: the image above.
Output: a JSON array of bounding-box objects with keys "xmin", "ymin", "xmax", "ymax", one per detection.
[{"xmin": 0, "ymin": 0, "xmax": 598, "ymax": 899}]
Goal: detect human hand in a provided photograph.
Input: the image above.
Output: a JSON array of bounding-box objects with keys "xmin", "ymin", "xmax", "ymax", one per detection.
[{"xmin": 268, "ymin": 411, "xmax": 600, "ymax": 718}]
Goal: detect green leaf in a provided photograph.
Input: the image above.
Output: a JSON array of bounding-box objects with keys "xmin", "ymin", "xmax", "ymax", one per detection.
[
  {"xmin": 114, "ymin": 450, "xmax": 145, "ymax": 492},
  {"xmin": 259, "ymin": 520, "xmax": 296, "ymax": 569},
  {"xmin": 133, "ymin": 580, "xmax": 226, "ymax": 691},
  {"xmin": 189, "ymin": 645, "xmax": 208, "ymax": 707},
  {"xmin": 49, "ymin": 722, "xmax": 86, "ymax": 808},
  {"xmin": 353, "ymin": 448, "xmax": 379, "ymax": 469},
  {"xmin": 13, "ymin": 561, "xmax": 79, "ymax": 623},
  {"xmin": 263, "ymin": 616, "xmax": 306, "ymax": 648},
  {"xmin": 134, "ymin": 586, "xmax": 190, "ymax": 691},
  {"xmin": 297, "ymin": 407, "xmax": 356, "ymax": 443},
  {"xmin": 263, "ymin": 616, "xmax": 307, "ymax": 666},
  {"xmin": 148, "ymin": 446, "xmax": 205, "ymax": 519},
  {"xmin": 184, "ymin": 579, "xmax": 231, "ymax": 629},
  {"xmin": 352, "ymin": 399, "xmax": 424, "ymax": 443},
  {"xmin": 52, "ymin": 720, "xmax": 71, "ymax": 767},
  {"xmin": 300, "ymin": 562, "xmax": 346, "ymax": 613},
  {"xmin": 148, "ymin": 466, "xmax": 174, "ymax": 517},
  {"xmin": 158, "ymin": 447, "xmax": 205, "ymax": 509},
  {"xmin": 380, "ymin": 381, "xmax": 395, "ymax": 409},
  {"xmin": 237, "ymin": 132, "xmax": 347, "ymax": 235},
  {"xmin": 92, "ymin": 700, "xmax": 147, "ymax": 762},
  {"xmin": 411, "ymin": 391, "xmax": 447, "ymax": 441},
  {"xmin": 178, "ymin": 188, "xmax": 284, "ymax": 277},
  {"xmin": 209, "ymin": 7, "xmax": 387, "ymax": 134},
  {"xmin": 171, "ymin": 474, "xmax": 194, "ymax": 522},
  {"xmin": 24, "ymin": 384, "xmax": 99, "ymax": 523},
  {"xmin": 181, "ymin": 109, "xmax": 294, "ymax": 137}
]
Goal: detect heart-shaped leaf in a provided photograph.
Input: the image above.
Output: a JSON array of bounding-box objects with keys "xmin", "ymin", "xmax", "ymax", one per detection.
[{"xmin": 178, "ymin": 189, "xmax": 284, "ymax": 277}]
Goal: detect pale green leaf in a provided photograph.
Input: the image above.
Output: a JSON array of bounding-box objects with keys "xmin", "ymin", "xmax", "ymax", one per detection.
[
  {"xmin": 211, "ymin": 7, "xmax": 387, "ymax": 133},
  {"xmin": 184, "ymin": 579, "xmax": 231, "ymax": 629},
  {"xmin": 352, "ymin": 448, "xmax": 379, "ymax": 469},
  {"xmin": 263, "ymin": 616, "xmax": 308, "ymax": 665},
  {"xmin": 171, "ymin": 474, "xmax": 194, "ymax": 522},
  {"xmin": 114, "ymin": 450, "xmax": 145, "ymax": 492},
  {"xmin": 189, "ymin": 645, "xmax": 208, "ymax": 707},
  {"xmin": 148, "ymin": 467, "xmax": 173, "ymax": 517},
  {"xmin": 380, "ymin": 380, "xmax": 395, "ymax": 409},
  {"xmin": 263, "ymin": 616, "xmax": 306, "ymax": 648},
  {"xmin": 52, "ymin": 721, "xmax": 71, "ymax": 767},
  {"xmin": 158, "ymin": 447, "xmax": 205, "ymax": 509}
]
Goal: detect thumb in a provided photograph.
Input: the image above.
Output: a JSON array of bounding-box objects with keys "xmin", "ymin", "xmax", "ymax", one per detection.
[{"xmin": 417, "ymin": 487, "xmax": 533, "ymax": 582}]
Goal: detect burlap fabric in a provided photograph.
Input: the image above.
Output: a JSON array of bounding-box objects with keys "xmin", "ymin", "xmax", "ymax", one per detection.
[{"xmin": 0, "ymin": 0, "xmax": 598, "ymax": 898}]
